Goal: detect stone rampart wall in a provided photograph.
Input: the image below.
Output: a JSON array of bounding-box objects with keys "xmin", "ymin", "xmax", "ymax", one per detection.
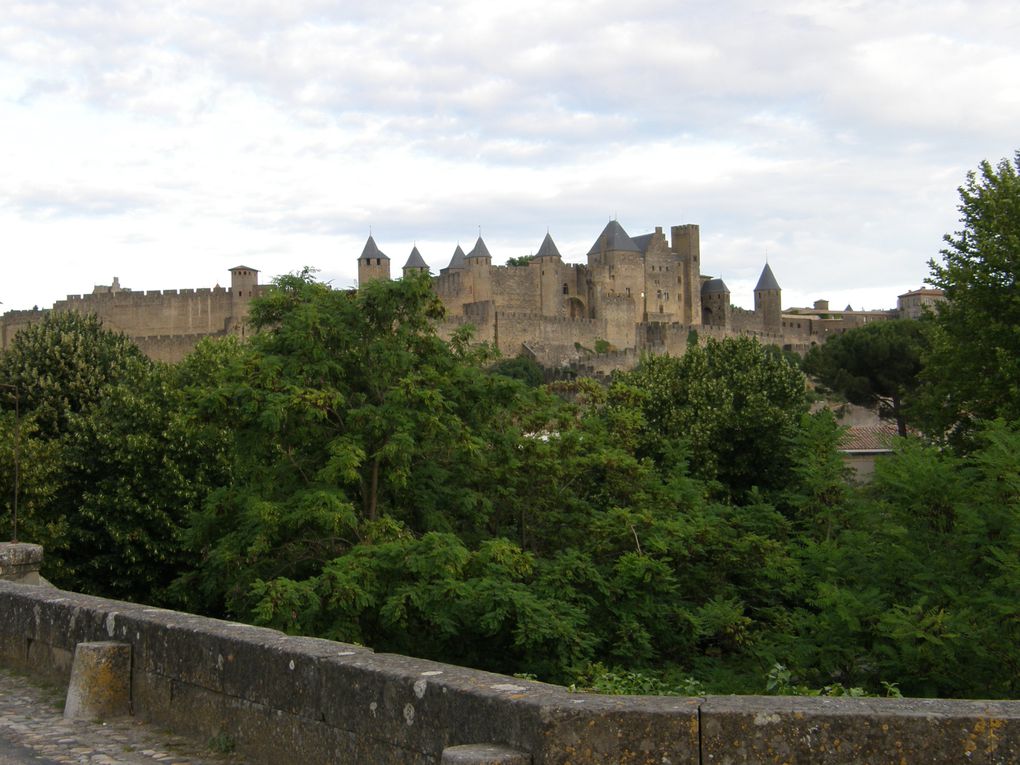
[
  {"xmin": 597, "ymin": 295, "xmax": 637, "ymax": 349},
  {"xmin": 52, "ymin": 288, "xmax": 236, "ymax": 338},
  {"xmin": 0, "ymin": 285, "xmax": 250, "ymax": 362},
  {"xmin": 729, "ymin": 306, "xmax": 762, "ymax": 333},
  {"xmin": 489, "ymin": 266, "xmax": 540, "ymax": 314},
  {"xmin": 495, "ymin": 311, "xmax": 604, "ymax": 357},
  {"xmin": 133, "ymin": 332, "xmax": 230, "ymax": 364},
  {"xmin": 0, "ymin": 580, "xmax": 1017, "ymax": 764},
  {"xmin": 570, "ymin": 347, "xmax": 642, "ymax": 377}
]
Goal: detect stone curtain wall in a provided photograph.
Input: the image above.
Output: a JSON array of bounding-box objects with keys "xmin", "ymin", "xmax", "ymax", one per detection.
[
  {"xmin": 489, "ymin": 266, "xmax": 541, "ymax": 315},
  {"xmin": 0, "ymin": 287, "xmax": 243, "ymax": 363},
  {"xmin": 51, "ymin": 288, "xmax": 236, "ymax": 340},
  {"xmin": 0, "ymin": 580, "xmax": 1018, "ymax": 764},
  {"xmin": 131, "ymin": 332, "xmax": 229, "ymax": 363}
]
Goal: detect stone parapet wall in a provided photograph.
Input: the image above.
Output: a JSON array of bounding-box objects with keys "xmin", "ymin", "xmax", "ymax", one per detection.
[
  {"xmin": 495, "ymin": 311, "xmax": 605, "ymax": 359},
  {"xmin": 0, "ymin": 543, "xmax": 43, "ymax": 585},
  {"xmin": 1, "ymin": 580, "xmax": 1016, "ymax": 764},
  {"xmin": 51, "ymin": 288, "xmax": 237, "ymax": 338},
  {"xmin": 489, "ymin": 266, "xmax": 540, "ymax": 314},
  {"xmin": 132, "ymin": 332, "xmax": 230, "ymax": 363}
]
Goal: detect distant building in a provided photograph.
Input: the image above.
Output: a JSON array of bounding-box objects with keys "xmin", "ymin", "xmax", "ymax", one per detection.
[
  {"xmin": 897, "ymin": 287, "xmax": 945, "ymax": 319},
  {"xmin": 839, "ymin": 424, "xmax": 900, "ymax": 482},
  {"xmin": 2, "ymin": 220, "xmax": 913, "ymax": 372}
]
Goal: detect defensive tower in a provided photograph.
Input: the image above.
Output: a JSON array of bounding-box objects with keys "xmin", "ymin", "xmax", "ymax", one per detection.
[
  {"xmin": 701, "ymin": 277, "xmax": 731, "ymax": 327},
  {"xmin": 358, "ymin": 235, "xmax": 391, "ymax": 285},
  {"xmin": 754, "ymin": 263, "xmax": 782, "ymax": 333},
  {"xmin": 402, "ymin": 246, "xmax": 429, "ymax": 278}
]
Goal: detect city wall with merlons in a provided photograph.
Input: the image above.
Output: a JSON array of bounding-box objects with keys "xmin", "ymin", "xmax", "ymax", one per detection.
[{"xmin": 1, "ymin": 546, "xmax": 1017, "ymax": 765}]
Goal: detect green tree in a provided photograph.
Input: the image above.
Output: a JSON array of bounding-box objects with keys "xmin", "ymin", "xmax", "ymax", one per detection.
[
  {"xmin": 0, "ymin": 313, "xmax": 221, "ymax": 601},
  {"xmin": 0, "ymin": 313, "xmax": 148, "ymax": 438},
  {"xmin": 613, "ymin": 338, "xmax": 808, "ymax": 499},
  {"xmin": 175, "ymin": 271, "xmax": 557, "ymax": 617},
  {"xmin": 922, "ymin": 152, "xmax": 1020, "ymax": 442},
  {"xmin": 803, "ymin": 320, "xmax": 927, "ymax": 436},
  {"xmin": 488, "ymin": 355, "xmax": 545, "ymax": 387}
]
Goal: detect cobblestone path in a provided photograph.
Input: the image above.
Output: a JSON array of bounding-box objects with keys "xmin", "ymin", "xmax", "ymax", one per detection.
[{"xmin": 0, "ymin": 668, "xmax": 245, "ymax": 765}]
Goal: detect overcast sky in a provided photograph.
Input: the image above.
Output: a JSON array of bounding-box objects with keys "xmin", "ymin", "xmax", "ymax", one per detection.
[{"xmin": 1, "ymin": 1, "xmax": 1017, "ymax": 312}]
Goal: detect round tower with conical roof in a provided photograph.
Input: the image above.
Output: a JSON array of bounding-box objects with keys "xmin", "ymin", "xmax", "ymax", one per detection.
[
  {"xmin": 465, "ymin": 236, "xmax": 493, "ymax": 302},
  {"xmin": 534, "ymin": 232, "xmax": 565, "ymax": 316},
  {"xmin": 754, "ymin": 263, "xmax": 782, "ymax": 334},
  {"xmin": 402, "ymin": 246, "xmax": 429, "ymax": 278},
  {"xmin": 358, "ymin": 235, "xmax": 391, "ymax": 286},
  {"xmin": 587, "ymin": 220, "xmax": 645, "ymax": 324}
]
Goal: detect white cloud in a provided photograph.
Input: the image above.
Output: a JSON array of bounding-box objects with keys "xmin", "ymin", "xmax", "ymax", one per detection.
[{"xmin": 0, "ymin": 0, "xmax": 1014, "ymax": 314}]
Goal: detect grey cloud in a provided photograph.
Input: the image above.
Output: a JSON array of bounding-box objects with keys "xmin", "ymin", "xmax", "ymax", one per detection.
[{"xmin": 0, "ymin": 0, "xmax": 1010, "ymax": 312}]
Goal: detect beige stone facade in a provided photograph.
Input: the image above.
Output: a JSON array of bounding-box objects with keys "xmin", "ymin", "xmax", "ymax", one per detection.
[
  {"xmin": 416, "ymin": 221, "xmax": 800, "ymax": 371},
  {"xmin": 2, "ymin": 220, "xmax": 908, "ymax": 371},
  {"xmin": 896, "ymin": 287, "xmax": 945, "ymax": 320},
  {"xmin": 0, "ymin": 266, "xmax": 261, "ymax": 363}
]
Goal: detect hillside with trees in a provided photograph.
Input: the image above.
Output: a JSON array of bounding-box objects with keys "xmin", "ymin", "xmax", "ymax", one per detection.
[{"xmin": 1, "ymin": 153, "xmax": 1018, "ymax": 699}]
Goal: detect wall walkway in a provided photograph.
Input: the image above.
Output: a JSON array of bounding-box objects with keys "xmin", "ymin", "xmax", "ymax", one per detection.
[{"xmin": 1, "ymin": 572, "xmax": 1018, "ymax": 763}]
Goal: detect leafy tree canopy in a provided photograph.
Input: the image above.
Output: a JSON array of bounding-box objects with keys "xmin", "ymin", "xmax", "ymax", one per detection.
[
  {"xmin": 0, "ymin": 312, "xmax": 224, "ymax": 600},
  {"xmin": 612, "ymin": 338, "xmax": 808, "ymax": 499},
  {"xmin": 803, "ymin": 319, "xmax": 927, "ymax": 436},
  {"xmin": 922, "ymin": 152, "xmax": 1020, "ymax": 441}
]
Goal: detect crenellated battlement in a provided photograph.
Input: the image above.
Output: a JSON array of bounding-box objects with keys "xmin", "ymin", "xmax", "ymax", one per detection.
[
  {"xmin": 3, "ymin": 220, "xmax": 858, "ymax": 371},
  {"xmin": 496, "ymin": 310, "xmax": 600, "ymax": 328},
  {"xmin": 2, "ymin": 269, "xmax": 253, "ymax": 362}
]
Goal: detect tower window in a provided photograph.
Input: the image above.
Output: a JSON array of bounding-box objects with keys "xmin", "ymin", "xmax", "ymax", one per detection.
[{"xmin": 562, "ymin": 283, "xmax": 568, "ymax": 294}]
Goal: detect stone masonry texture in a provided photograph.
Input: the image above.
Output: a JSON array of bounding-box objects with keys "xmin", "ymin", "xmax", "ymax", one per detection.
[{"xmin": 2, "ymin": 581, "xmax": 1019, "ymax": 763}]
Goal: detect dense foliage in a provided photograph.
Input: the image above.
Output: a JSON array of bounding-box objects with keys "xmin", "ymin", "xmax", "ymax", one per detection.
[
  {"xmin": 803, "ymin": 319, "xmax": 927, "ymax": 436},
  {"xmin": 0, "ymin": 313, "xmax": 229, "ymax": 600},
  {"xmin": 2, "ymin": 154, "xmax": 1019, "ymax": 699},
  {"xmin": 921, "ymin": 151, "xmax": 1020, "ymax": 443}
]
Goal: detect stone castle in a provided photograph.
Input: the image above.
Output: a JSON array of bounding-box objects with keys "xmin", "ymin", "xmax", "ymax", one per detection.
[
  {"xmin": 363, "ymin": 220, "xmax": 906, "ymax": 373},
  {"xmin": 1, "ymin": 221, "xmax": 924, "ymax": 370}
]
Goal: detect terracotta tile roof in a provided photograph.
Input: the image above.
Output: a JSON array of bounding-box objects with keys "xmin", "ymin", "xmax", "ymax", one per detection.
[{"xmin": 839, "ymin": 424, "xmax": 899, "ymax": 452}]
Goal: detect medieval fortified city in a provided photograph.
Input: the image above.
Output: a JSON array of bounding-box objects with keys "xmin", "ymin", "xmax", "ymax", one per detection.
[{"xmin": 0, "ymin": 219, "xmax": 941, "ymax": 370}]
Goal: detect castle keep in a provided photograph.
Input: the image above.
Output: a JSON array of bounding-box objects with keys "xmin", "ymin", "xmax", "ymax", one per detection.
[{"xmin": 1, "ymin": 220, "xmax": 911, "ymax": 368}]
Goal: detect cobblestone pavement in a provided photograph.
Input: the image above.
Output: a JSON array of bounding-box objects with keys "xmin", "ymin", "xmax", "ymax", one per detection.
[{"xmin": 0, "ymin": 668, "xmax": 245, "ymax": 765}]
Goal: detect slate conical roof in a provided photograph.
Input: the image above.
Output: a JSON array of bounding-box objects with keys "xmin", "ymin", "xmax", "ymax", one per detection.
[
  {"xmin": 535, "ymin": 232, "xmax": 562, "ymax": 259},
  {"xmin": 754, "ymin": 263, "xmax": 780, "ymax": 291},
  {"xmin": 702, "ymin": 278, "xmax": 730, "ymax": 295},
  {"xmin": 447, "ymin": 245, "xmax": 467, "ymax": 270},
  {"xmin": 359, "ymin": 235, "xmax": 389, "ymax": 261},
  {"xmin": 403, "ymin": 246, "xmax": 428, "ymax": 270},
  {"xmin": 587, "ymin": 220, "xmax": 641, "ymax": 256},
  {"xmin": 468, "ymin": 236, "xmax": 492, "ymax": 260}
]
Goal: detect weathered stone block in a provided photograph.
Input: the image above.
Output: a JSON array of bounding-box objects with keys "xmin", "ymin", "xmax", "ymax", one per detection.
[
  {"xmin": 700, "ymin": 694, "xmax": 1020, "ymax": 765},
  {"xmin": 442, "ymin": 743, "xmax": 532, "ymax": 764},
  {"xmin": 0, "ymin": 543, "xmax": 43, "ymax": 584},
  {"xmin": 64, "ymin": 641, "xmax": 132, "ymax": 720}
]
